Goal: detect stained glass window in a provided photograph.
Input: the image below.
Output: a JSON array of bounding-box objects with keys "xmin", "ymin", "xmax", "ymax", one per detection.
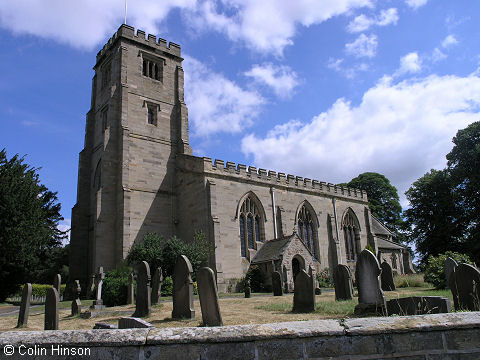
[
  {"xmin": 239, "ymin": 194, "xmax": 264, "ymax": 257},
  {"xmin": 297, "ymin": 204, "xmax": 318, "ymax": 258}
]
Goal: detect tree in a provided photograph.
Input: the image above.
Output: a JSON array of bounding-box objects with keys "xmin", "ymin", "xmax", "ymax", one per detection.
[
  {"xmin": 347, "ymin": 172, "xmax": 403, "ymax": 233},
  {"xmin": 0, "ymin": 149, "xmax": 66, "ymax": 301},
  {"xmin": 447, "ymin": 121, "xmax": 480, "ymax": 263},
  {"xmin": 403, "ymin": 169, "xmax": 465, "ymax": 263}
]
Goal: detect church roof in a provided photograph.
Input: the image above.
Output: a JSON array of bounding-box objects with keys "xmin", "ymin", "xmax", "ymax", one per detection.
[
  {"xmin": 371, "ymin": 215, "xmax": 393, "ymax": 236},
  {"xmin": 251, "ymin": 234, "xmax": 297, "ymax": 264},
  {"xmin": 377, "ymin": 237, "xmax": 406, "ymax": 250}
]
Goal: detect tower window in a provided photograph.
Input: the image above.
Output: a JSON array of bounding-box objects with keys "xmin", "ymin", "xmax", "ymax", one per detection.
[
  {"xmin": 102, "ymin": 62, "xmax": 111, "ymax": 89},
  {"xmin": 101, "ymin": 108, "xmax": 108, "ymax": 132},
  {"xmin": 142, "ymin": 58, "xmax": 162, "ymax": 81},
  {"xmin": 147, "ymin": 104, "xmax": 157, "ymax": 126}
]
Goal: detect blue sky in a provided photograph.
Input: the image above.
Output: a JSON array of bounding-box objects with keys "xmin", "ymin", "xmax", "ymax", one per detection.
[{"xmin": 1, "ymin": 0, "xmax": 480, "ymax": 240}]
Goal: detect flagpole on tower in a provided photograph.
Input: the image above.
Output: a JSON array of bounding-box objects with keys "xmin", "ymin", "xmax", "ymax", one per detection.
[{"xmin": 124, "ymin": 0, "xmax": 128, "ymax": 25}]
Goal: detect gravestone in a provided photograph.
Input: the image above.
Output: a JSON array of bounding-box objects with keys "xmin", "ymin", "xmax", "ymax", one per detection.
[
  {"xmin": 450, "ymin": 263, "xmax": 480, "ymax": 311},
  {"xmin": 172, "ymin": 255, "xmax": 195, "ymax": 319},
  {"xmin": 86, "ymin": 274, "xmax": 96, "ymax": 299},
  {"xmin": 403, "ymin": 251, "xmax": 416, "ymax": 274},
  {"xmin": 44, "ymin": 287, "xmax": 59, "ymax": 330},
  {"xmin": 387, "ymin": 296, "xmax": 451, "ymax": 315},
  {"xmin": 197, "ymin": 267, "xmax": 223, "ymax": 326},
  {"xmin": 381, "ymin": 261, "xmax": 396, "ymax": 291},
  {"xmin": 443, "ymin": 257, "xmax": 458, "ymax": 288},
  {"xmin": 71, "ymin": 280, "xmax": 82, "ymax": 316},
  {"xmin": 282, "ymin": 265, "xmax": 289, "ymax": 293},
  {"xmin": 151, "ymin": 267, "xmax": 163, "ymax": 305},
  {"xmin": 53, "ymin": 274, "xmax": 61, "ymax": 296},
  {"xmin": 293, "ymin": 267, "xmax": 315, "ymax": 313},
  {"xmin": 93, "ymin": 322, "xmax": 118, "ymax": 329},
  {"xmin": 127, "ymin": 273, "xmax": 134, "ymax": 305},
  {"xmin": 90, "ymin": 266, "xmax": 105, "ymax": 310},
  {"xmin": 354, "ymin": 249, "xmax": 387, "ymax": 315},
  {"xmin": 333, "ymin": 264, "xmax": 354, "ymax": 301},
  {"xmin": 118, "ymin": 317, "xmax": 154, "ymax": 329},
  {"xmin": 244, "ymin": 279, "xmax": 251, "ymax": 298},
  {"xmin": 272, "ymin": 271, "xmax": 283, "ymax": 296},
  {"xmin": 133, "ymin": 261, "xmax": 151, "ymax": 317},
  {"xmin": 16, "ymin": 283, "xmax": 32, "ymax": 328}
]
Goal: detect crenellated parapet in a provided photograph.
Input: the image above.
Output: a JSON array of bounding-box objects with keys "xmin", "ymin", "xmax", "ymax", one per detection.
[
  {"xmin": 178, "ymin": 155, "xmax": 368, "ymax": 202},
  {"xmin": 96, "ymin": 24, "xmax": 181, "ymax": 65}
]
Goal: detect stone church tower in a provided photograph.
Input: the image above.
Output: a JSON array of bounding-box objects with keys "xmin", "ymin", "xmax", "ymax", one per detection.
[{"xmin": 70, "ymin": 24, "xmax": 191, "ymax": 283}]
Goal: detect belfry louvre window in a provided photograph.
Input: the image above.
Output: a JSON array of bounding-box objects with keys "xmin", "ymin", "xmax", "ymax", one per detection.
[
  {"xmin": 297, "ymin": 205, "xmax": 317, "ymax": 257},
  {"xmin": 102, "ymin": 62, "xmax": 111, "ymax": 89},
  {"xmin": 343, "ymin": 210, "xmax": 358, "ymax": 261},
  {"xmin": 239, "ymin": 195, "xmax": 263, "ymax": 257},
  {"xmin": 142, "ymin": 58, "xmax": 162, "ymax": 81}
]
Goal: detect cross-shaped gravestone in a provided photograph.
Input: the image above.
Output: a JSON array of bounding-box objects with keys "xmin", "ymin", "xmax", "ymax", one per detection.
[{"xmin": 90, "ymin": 266, "xmax": 105, "ymax": 310}]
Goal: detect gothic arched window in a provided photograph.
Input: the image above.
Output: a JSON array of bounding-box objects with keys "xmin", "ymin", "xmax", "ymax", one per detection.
[
  {"xmin": 239, "ymin": 195, "xmax": 264, "ymax": 257},
  {"xmin": 343, "ymin": 209, "xmax": 359, "ymax": 261},
  {"xmin": 297, "ymin": 204, "xmax": 317, "ymax": 258}
]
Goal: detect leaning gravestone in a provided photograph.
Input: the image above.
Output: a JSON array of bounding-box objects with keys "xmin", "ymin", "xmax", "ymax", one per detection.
[
  {"xmin": 172, "ymin": 255, "xmax": 195, "ymax": 319},
  {"xmin": 133, "ymin": 261, "xmax": 151, "ymax": 317},
  {"xmin": 381, "ymin": 261, "xmax": 396, "ymax": 291},
  {"xmin": 355, "ymin": 249, "xmax": 387, "ymax": 315},
  {"xmin": 53, "ymin": 274, "xmax": 61, "ymax": 297},
  {"xmin": 71, "ymin": 280, "xmax": 82, "ymax": 316},
  {"xmin": 197, "ymin": 267, "xmax": 223, "ymax": 326},
  {"xmin": 17, "ymin": 283, "xmax": 32, "ymax": 327},
  {"xmin": 450, "ymin": 263, "xmax": 480, "ymax": 311},
  {"xmin": 127, "ymin": 273, "xmax": 134, "ymax": 305},
  {"xmin": 90, "ymin": 266, "xmax": 105, "ymax": 310},
  {"xmin": 272, "ymin": 271, "xmax": 283, "ymax": 296},
  {"xmin": 293, "ymin": 267, "xmax": 315, "ymax": 313},
  {"xmin": 151, "ymin": 267, "xmax": 163, "ymax": 305},
  {"xmin": 444, "ymin": 257, "xmax": 458, "ymax": 288},
  {"xmin": 333, "ymin": 264, "xmax": 354, "ymax": 301},
  {"xmin": 45, "ymin": 287, "xmax": 59, "ymax": 330},
  {"xmin": 118, "ymin": 317, "xmax": 154, "ymax": 329}
]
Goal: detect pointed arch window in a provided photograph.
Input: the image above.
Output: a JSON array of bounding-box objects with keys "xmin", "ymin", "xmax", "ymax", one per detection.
[
  {"xmin": 297, "ymin": 204, "xmax": 317, "ymax": 258},
  {"xmin": 239, "ymin": 195, "xmax": 264, "ymax": 257},
  {"xmin": 343, "ymin": 210, "xmax": 358, "ymax": 261}
]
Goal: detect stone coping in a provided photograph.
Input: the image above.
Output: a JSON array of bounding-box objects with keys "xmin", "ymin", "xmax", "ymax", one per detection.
[{"xmin": 1, "ymin": 312, "xmax": 479, "ymax": 348}]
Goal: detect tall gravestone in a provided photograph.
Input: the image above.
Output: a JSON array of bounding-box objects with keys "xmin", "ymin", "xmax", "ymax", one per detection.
[
  {"xmin": 17, "ymin": 283, "xmax": 32, "ymax": 328},
  {"xmin": 244, "ymin": 279, "xmax": 251, "ymax": 298},
  {"xmin": 44, "ymin": 287, "xmax": 59, "ymax": 330},
  {"xmin": 444, "ymin": 257, "xmax": 458, "ymax": 288},
  {"xmin": 450, "ymin": 263, "xmax": 480, "ymax": 311},
  {"xmin": 334, "ymin": 264, "xmax": 354, "ymax": 301},
  {"xmin": 53, "ymin": 274, "xmax": 61, "ymax": 297},
  {"xmin": 127, "ymin": 273, "xmax": 135, "ymax": 305},
  {"xmin": 71, "ymin": 280, "xmax": 82, "ymax": 316},
  {"xmin": 355, "ymin": 249, "xmax": 387, "ymax": 315},
  {"xmin": 133, "ymin": 261, "xmax": 151, "ymax": 317},
  {"xmin": 172, "ymin": 255, "xmax": 195, "ymax": 319},
  {"xmin": 282, "ymin": 265, "xmax": 289, "ymax": 293},
  {"xmin": 293, "ymin": 267, "xmax": 315, "ymax": 313},
  {"xmin": 381, "ymin": 261, "xmax": 396, "ymax": 291},
  {"xmin": 90, "ymin": 266, "xmax": 105, "ymax": 310},
  {"xmin": 86, "ymin": 274, "xmax": 96, "ymax": 299},
  {"xmin": 403, "ymin": 251, "xmax": 416, "ymax": 274},
  {"xmin": 151, "ymin": 267, "xmax": 163, "ymax": 305},
  {"xmin": 197, "ymin": 267, "xmax": 223, "ymax": 326},
  {"xmin": 272, "ymin": 271, "xmax": 283, "ymax": 296}
]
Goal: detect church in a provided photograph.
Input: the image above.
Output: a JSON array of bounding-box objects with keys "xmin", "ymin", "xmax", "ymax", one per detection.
[{"xmin": 69, "ymin": 24, "xmax": 412, "ymax": 292}]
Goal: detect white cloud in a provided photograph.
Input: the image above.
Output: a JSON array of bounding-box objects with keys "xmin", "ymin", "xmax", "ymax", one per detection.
[
  {"xmin": 58, "ymin": 218, "xmax": 71, "ymax": 245},
  {"xmin": 442, "ymin": 34, "xmax": 458, "ymax": 48},
  {"xmin": 328, "ymin": 57, "xmax": 369, "ymax": 78},
  {"xmin": 432, "ymin": 48, "xmax": 447, "ymax": 62},
  {"xmin": 397, "ymin": 52, "xmax": 422, "ymax": 75},
  {"xmin": 244, "ymin": 64, "xmax": 299, "ymax": 99},
  {"xmin": 183, "ymin": 56, "xmax": 264, "ymax": 136},
  {"xmin": 347, "ymin": 8, "xmax": 398, "ymax": 33},
  {"xmin": 345, "ymin": 34, "xmax": 378, "ymax": 58},
  {"xmin": 405, "ymin": 0, "xmax": 428, "ymax": 10},
  {"xmin": 241, "ymin": 73, "xmax": 480, "ymax": 204}
]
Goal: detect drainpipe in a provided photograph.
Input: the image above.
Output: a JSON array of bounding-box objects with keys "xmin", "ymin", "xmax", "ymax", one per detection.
[{"xmin": 270, "ymin": 187, "xmax": 278, "ymax": 239}]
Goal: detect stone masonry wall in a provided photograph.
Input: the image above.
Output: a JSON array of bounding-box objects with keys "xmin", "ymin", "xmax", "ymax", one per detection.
[{"xmin": 1, "ymin": 313, "xmax": 479, "ymax": 359}]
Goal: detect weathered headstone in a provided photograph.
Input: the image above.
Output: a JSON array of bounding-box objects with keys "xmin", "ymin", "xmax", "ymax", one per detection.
[
  {"xmin": 244, "ymin": 279, "xmax": 251, "ymax": 298},
  {"xmin": 53, "ymin": 274, "xmax": 61, "ymax": 296},
  {"xmin": 172, "ymin": 255, "xmax": 195, "ymax": 319},
  {"xmin": 151, "ymin": 267, "xmax": 163, "ymax": 305},
  {"xmin": 443, "ymin": 257, "xmax": 458, "ymax": 288},
  {"xmin": 133, "ymin": 261, "xmax": 151, "ymax": 317},
  {"xmin": 93, "ymin": 322, "xmax": 118, "ymax": 329},
  {"xmin": 381, "ymin": 261, "xmax": 396, "ymax": 291},
  {"xmin": 387, "ymin": 296, "xmax": 451, "ymax": 315},
  {"xmin": 71, "ymin": 280, "xmax": 82, "ymax": 316},
  {"xmin": 403, "ymin": 251, "xmax": 416, "ymax": 274},
  {"xmin": 354, "ymin": 249, "xmax": 387, "ymax": 315},
  {"xmin": 118, "ymin": 317, "xmax": 154, "ymax": 329},
  {"xmin": 293, "ymin": 267, "xmax": 315, "ymax": 313},
  {"xmin": 127, "ymin": 273, "xmax": 135, "ymax": 305},
  {"xmin": 333, "ymin": 264, "xmax": 354, "ymax": 301},
  {"xmin": 44, "ymin": 287, "xmax": 59, "ymax": 330},
  {"xmin": 450, "ymin": 263, "xmax": 480, "ymax": 311},
  {"xmin": 197, "ymin": 267, "xmax": 223, "ymax": 326},
  {"xmin": 272, "ymin": 271, "xmax": 283, "ymax": 296},
  {"xmin": 282, "ymin": 265, "xmax": 289, "ymax": 293},
  {"xmin": 16, "ymin": 283, "xmax": 32, "ymax": 328},
  {"xmin": 90, "ymin": 266, "xmax": 105, "ymax": 310},
  {"xmin": 86, "ymin": 274, "xmax": 96, "ymax": 299}
]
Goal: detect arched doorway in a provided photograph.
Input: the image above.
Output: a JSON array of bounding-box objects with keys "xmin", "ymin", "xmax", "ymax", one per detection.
[{"xmin": 292, "ymin": 255, "xmax": 305, "ymax": 282}]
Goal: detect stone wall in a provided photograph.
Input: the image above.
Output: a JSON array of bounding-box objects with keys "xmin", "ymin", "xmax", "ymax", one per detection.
[{"xmin": 1, "ymin": 313, "xmax": 479, "ymax": 359}]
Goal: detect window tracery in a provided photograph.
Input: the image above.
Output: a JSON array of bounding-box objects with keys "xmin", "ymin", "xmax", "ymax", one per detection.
[
  {"xmin": 239, "ymin": 195, "xmax": 263, "ymax": 257},
  {"xmin": 297, "ymin": 204, "xmax": 317, "ymax": 258},
  {"xmin": 343, "ymin": 209, "xmax": 358, "ymax": 261}
]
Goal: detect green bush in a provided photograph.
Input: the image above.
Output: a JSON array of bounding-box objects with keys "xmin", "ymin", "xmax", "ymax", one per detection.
[
  {"xmin": 245, "ymin": 265, "xmax": 266, "ymax": 292},
  {"xmin": 102, "ymin": 263, "xmax": 133, "ymax": 307},
  {"xmin": 316, "ymin": 268, "xmax": 334, "ymax": 288},
  {"xmin": 424, "ymin": 251, "xmax": 472, "ymax": 289},
  {"xmin": 161, "ymin": 276, "xmax": 173, "ymax": 296},
  {"xmin": 14, "ymin": 284, "xmax": 66, "ymax": 298},
  {"xmin": 394, "ymin": 273, "xmax": 426, "ymax": 288}
]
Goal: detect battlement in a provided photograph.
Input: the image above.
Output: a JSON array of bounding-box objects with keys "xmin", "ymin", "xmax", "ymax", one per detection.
[
  {"xmin": 96, "ymin": 24, "xmax": 181, "ymax": 64},
  {"xmin": 179, "ymin": 155, "xmax": 368, "ymax": 202}
]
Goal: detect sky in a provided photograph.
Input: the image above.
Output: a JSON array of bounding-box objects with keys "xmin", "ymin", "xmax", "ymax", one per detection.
[{"xmin": 1, "ymin": 0, "xmax": 480, "ymax": 242}]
